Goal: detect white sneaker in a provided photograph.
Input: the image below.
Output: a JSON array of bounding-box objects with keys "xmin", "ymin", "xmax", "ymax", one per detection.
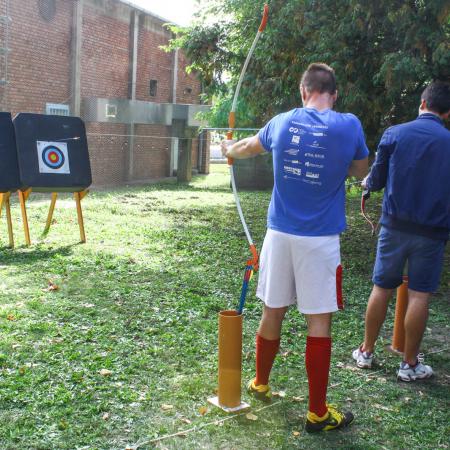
[
  {"xmin": 397, "ymin": 361, "xmax": 433, "ymax": 382},
  {"xmin": 352, "ymin": 346, "xmax": 374, "ymax": 369}
]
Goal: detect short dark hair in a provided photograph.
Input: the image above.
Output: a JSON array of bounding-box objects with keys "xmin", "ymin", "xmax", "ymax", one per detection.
[
  {"xmin": 300, "ymin": 63, "xmax": 336, "ymax": 95},
  {"xmin": 421, "ymin": 81, "xmax": 450, "ymax": 114}
]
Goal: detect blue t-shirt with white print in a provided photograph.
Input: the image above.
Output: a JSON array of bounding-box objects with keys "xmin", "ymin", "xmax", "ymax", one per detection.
[{"xmin": 258, "ymin": 107, "xmax": 369, "ymax": 236}]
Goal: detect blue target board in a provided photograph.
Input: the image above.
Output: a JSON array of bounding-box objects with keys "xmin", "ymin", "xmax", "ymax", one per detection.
[
  {"xmin": 0, "ymin": 112, "xmax": 22, "ymax": 193},
  {"xmin": 14, "ymin": 113, "xmax": 92, "ymax": 192}
]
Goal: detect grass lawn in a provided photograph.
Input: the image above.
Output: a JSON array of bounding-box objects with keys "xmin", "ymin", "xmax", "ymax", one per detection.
[{"xmin": 0, "ymin": 164, "xmax": 449, "ymax": 449}]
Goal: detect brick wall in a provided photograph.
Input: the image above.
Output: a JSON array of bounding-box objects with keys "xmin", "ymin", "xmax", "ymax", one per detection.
[
  {"xmin": 0, "ymin": 0, "xmax": 209, "ymax": 187},
  {"xmin": 4, "ymin": 0, "xmax": 72, "ymax": 114}
]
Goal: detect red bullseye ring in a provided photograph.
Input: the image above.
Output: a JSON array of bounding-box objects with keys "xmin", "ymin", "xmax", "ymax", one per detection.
[{"xmin": 42, "ymin": 145, "xmax": 65, "ymax": 170}]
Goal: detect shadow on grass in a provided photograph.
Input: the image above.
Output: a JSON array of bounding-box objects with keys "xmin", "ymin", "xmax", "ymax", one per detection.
[{"xmin": 0, "ymin": 244, "xmax": 76, "ymax": 267}]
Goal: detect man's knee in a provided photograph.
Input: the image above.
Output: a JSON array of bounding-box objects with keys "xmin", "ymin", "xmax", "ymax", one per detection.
[
  {"xmin": 371, "ymin": 284, "xmax": 394, "ymax": 302},
  {"xmin": 306, "ymin": 313, "xmax": 332, "ymax": 337},
  {"xmin": 262, "ymin": 305, "xmax": 288, "ymax": 321}
]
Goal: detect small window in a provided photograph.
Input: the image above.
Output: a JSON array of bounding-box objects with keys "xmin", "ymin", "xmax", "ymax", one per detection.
[
  {"xmin": 46, "ymin": 103, "xmax": 69, "ymax": 116},
  {"xmin": 184, "ymin": 87, "xmax": 192, "ymax": 95},
  {"xmin": 149, "ymin": 80, "xmax": 157, "ymax": 97},
  {"xmin": 105, "ymin": 104, "xmax": 117, "ymax": 118},
  {"xmin": 38, "ymin": 0, "xmax": 56, "ymax": 22}
]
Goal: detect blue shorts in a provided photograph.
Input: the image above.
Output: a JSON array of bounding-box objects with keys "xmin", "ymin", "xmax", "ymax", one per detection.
[{"xmin": 373, "ymin": 226, "xmax": 446, "ymax": 293}]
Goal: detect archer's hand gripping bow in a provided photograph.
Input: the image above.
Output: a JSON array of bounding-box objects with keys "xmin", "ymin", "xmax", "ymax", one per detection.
[{"xmin": 227, "ymin": 4, "xmax": 269, "ymax": 314}]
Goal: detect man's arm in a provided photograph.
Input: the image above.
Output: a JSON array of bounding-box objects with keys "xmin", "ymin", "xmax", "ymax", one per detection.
[
  {"xmin": 221, "ymin": 135, "xmax": 266, "ymax": 159},
  {"xmin": 348, "ymin": 157, "xmax": 369, "ymax": 178},
  {"xmin": 365, "ymin": 130, "xmax": 393, "ymax": 191}
]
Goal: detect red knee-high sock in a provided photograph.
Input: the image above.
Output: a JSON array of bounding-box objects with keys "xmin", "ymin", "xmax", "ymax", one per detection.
[
  {"xmin": 255, "ymin": 334, "xmax": 280, "ymax": 386},
  {"xmin": 305, "ymin": 336, "xmax": 332, "ymax": 417}
]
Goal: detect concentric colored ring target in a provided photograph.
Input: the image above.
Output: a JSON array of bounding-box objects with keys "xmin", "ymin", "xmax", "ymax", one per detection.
[{"xmin": 41, "ymin": 145, "xmax": 65, "ymax": 170}]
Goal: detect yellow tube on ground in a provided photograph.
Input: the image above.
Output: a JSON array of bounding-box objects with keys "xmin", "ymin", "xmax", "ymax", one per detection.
[
  {"xmin": 218, "ymin": 310, "xmax": 242, "ymax": 408},
  {"xmin": 392, "ymin": 277, "xmax": 408, "ymax": 353}
]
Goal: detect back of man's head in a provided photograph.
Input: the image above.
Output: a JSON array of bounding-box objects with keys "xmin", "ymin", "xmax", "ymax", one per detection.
[
  {"xmin": 300, "ymin": 63, "xmax": 336, "ymax": 95},
  {"xmin": 421, "ymin": 81, "xmax": 450, "ymax": 115}
]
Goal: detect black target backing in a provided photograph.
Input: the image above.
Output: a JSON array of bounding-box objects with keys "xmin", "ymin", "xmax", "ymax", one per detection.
[
  {"xmin": 0, "ymin": 112, "xmax": 21, "ymax": 193},
  {"xmin": 14, "ymin": 113, "xmax": 92, "ymax": 192}
]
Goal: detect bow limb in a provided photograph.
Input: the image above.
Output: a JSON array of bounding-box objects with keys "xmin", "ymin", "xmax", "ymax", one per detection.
[
  {"xmin": 361, "ymin": 189, "xmax": 377, "ymax": 236},
  {"xmin": 227, "ymin": 4, "xmax": 268, "ymax": 270}
]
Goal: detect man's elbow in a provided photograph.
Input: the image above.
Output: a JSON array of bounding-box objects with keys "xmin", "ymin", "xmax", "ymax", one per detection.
[{"xmin": 349, "ymin": 160, "xmax": 369, "ymax": 178}]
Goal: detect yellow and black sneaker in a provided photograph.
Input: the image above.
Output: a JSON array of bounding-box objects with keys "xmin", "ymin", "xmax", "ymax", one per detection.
[
  {"xmin": 305, "ymin": 404, "xmax": 354, "ymax": 433},
  {"xmin": 247, "ymin": 379, "xmax": 272, "ymax": 403}
]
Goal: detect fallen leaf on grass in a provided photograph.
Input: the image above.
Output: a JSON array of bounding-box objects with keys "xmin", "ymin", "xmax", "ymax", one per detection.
[
  {"xmin": 336, "ymin": 362, "xmax": 345, "ymax": 368},
  {"xmin": 6, "ymin": 314, "xmax": 16, "ymax": 321},
  {"xmin": 44, "ymin": 280, "xmax": 59, "ymax": 292},
  {"xmin": 246, "ymin": 413, "xmax": 258, "ymax": 421},
  {"xmin": 102, "ymin": 412, "xmax": 110, "ymax": 420},
  {"xmin": 99, "ymin": 369, "xmax": 112, "ymax": 377},
  {"xmin": 273, "ymin": 390, "xmax": 286, "ymax": 398},
  {"xmin": 161, "ymin": 404, "xmax": 174, "ymax": 411},
  {"xmin": 181, "ymin": 418, "xmax": 192, "ymax": 424},
  {"xmin": 293, "ymin": 431, "xmax": 301, "ymax": 437},
  {"xmin": 292, "ymin": 396, "xmax": 304, "ymax": 402},
  {"xmin": 374, "ymin": 403, "xmax": 394, "ymax": 411},
  {"xmin": 82, "ymin": 303, "xmax": 95, "ymax": 308},
  {"xmin": 198, "ymin": 406, "xmax": 208, "ymax": 415}
]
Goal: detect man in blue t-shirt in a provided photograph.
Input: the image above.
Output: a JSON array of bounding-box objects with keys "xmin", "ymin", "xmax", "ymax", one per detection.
[
  {"xmin": 352, "ymin": 81, "xmax": 450, "ymax": 381},
  {"xmin": 222, "ymin": 63, "xmax": 368, "ymax": 432}
]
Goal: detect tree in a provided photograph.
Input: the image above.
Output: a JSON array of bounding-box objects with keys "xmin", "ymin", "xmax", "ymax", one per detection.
[{"xmin": 169, "ymin": 0, "xmax": 449, "ymax": 149}]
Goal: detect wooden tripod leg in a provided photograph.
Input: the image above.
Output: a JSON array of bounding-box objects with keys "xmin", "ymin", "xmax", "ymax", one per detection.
[
  {"xmin": 0, "ymin": 193, "xmax": 14, "ymax": 248},
  {"xmin": 44, "ymin": 193, "xmax": 58, "ymax": 235},
  {"xmin": 19, "ymin": 189, "xmax": 32, "ymax": 246},
  {"xmin": 74, "ymin": 190, "xmax": 88, "ymax": 243}
]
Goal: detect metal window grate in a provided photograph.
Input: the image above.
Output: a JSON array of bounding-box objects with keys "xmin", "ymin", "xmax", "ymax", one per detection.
[{"xmin": 46, "ymin": 103, "xmax": 70, "ymax": 116}]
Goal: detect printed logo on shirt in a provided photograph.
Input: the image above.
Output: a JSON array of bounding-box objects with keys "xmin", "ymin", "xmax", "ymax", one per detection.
[
  {"xmin": 307, "ymin": 140, "xmax": 326, "ymax": 149},
  {"xmin": 305, "ymin": 161, "xmax": 323, "ymax": 169},
  {"xmin": 284, "ymin": 165, "xmax": 301, "ymax": 176},
  {"xmin": 285, "ymin": 148, "xmax": 300, "ymax": 156},
  {"xmin": 306, "ymin": 171, "xmax": 320, "ymax": 179},
  {"xmin": 301, "ymin": 178, "xmax": 322, "ymax": 186},
  {"xmin": 305, "ymin": 152, "xmax": 325, "ymax": 159},
  {"xmin": 310, "ymin": 131, "xmax": 327, "ymax": 137},
  {"xmin": 283, "ymin": 159, "xmax": 301, "ymax": 165},
  {"xmin": 289, "ymin": 125, "xmax": 306, "ymax": 134},
  {"xmin": 291, "ymin": 135, "xmax": 300, "ymax": 144}
]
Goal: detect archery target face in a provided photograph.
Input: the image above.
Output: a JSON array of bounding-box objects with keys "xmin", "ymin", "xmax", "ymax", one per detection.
[{"xmin": 37, "ymin": 141, "xmax": 70, "ymax": 174}]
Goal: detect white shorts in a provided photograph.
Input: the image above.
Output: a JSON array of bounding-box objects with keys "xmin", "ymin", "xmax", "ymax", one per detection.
[{"xmin": 256, "ymin": 229, "xmax": 343, "ymax": 314}]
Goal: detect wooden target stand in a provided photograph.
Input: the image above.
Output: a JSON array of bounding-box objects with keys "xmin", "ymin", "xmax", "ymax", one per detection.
[
  {"xmin": 18, "ymin": 188, "xmax": 88, "ymax": 245},
  {"xmin": 0, "ymin": 192, "xmax": 15, "ymax": 248}
]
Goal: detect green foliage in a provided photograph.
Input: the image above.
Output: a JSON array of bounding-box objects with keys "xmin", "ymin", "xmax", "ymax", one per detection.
[{"xmin": 171, "ymin": 0, "xmax": 450, "ymax": 148}]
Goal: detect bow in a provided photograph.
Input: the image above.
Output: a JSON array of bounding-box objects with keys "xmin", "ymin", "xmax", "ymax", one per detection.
[
  {"xmin": 227, "ymin": 3, "xmax": 269, "ymax": 276},
  {"xmin": 361, "ymin": 188, "xmax": 377, "ymax": 236}
]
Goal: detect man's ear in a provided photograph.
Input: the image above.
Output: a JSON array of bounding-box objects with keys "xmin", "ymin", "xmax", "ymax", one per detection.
[
  {"xmin": 300, "ymin": 85, "xmax": 307, "ymax": 103},
  {"xmin": 419, "ymin": 98, "xmax": 427, "ymax": 111},
  {"xmin": 333, "ymin": 90, "xmax": 338, "ymax": 104}
]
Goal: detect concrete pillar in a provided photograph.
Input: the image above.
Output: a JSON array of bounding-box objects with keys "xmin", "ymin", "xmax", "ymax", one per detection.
[
  {"xmin": 172, "ymin": 119, "xmax": 196, "ymax": 183},
  {"xmin": 172, "ymin": 48, "xmax": 178, "ymax": 103},
  {"xmin": 70, "ymin": 0, "xmax": 83, "ymax": 117},
  {"xmin": 127, "ymin": 10, "xmax": 139, "ymax": 181}
]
